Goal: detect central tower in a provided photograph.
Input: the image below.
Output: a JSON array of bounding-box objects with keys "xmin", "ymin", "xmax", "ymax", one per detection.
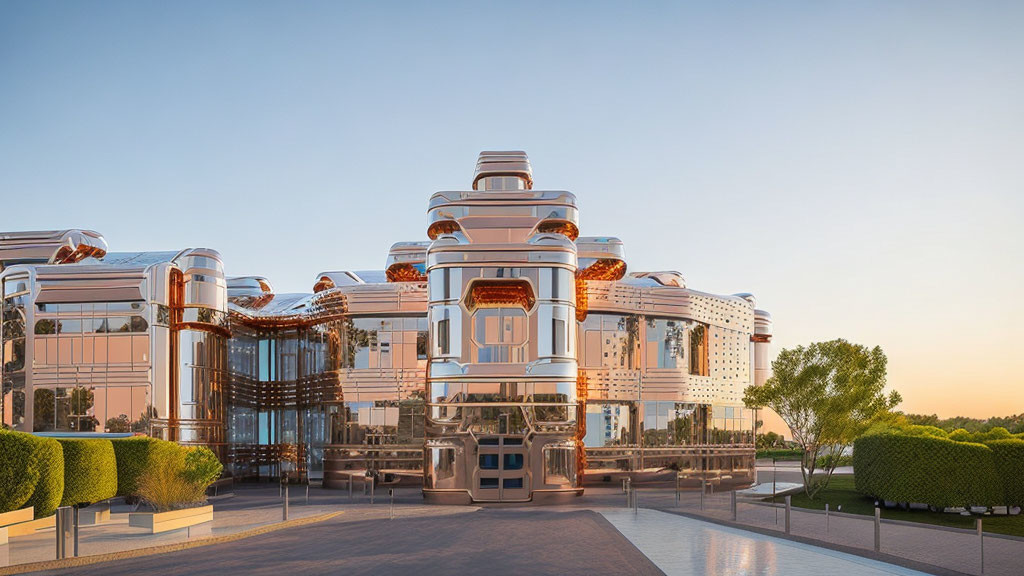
[{"xmin": 422, "ymin": 152, "xmax": 582, "ymax": 503}]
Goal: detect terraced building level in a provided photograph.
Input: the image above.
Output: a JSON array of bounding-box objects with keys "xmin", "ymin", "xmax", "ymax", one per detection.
[{"xmin": 0, "ymin": 152, "xmax": 772, "ymax": 503}]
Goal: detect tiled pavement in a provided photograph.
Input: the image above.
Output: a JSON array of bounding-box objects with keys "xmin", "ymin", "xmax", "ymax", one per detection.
[{"xmin": 602, "ymin": 508, "xmax": 929, "ymax": 576}]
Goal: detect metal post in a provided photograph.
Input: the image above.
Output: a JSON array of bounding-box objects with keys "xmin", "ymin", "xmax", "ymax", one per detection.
[
  {"xmin": 784, "ymin": 495, "xmax": 791, "ymax": 534},
  {"xmin": 700, "ymin": 479, "xmax": 706, "ymax": 511},
  {"xmin": 370, "ymin": 475, "xmax": 375, "ymax": 504},
  {"xmin": 825, "ymin": 503, "xmax": 830, "ymax": 534},
  {"xmin": 731, "ymin": 491, "xmax": 737, "ymax": 521},
  {"xmin": 389, "ymin": 489, "xmax": 395, "ymax": 520},
  {"xmin": 773, "ymin": 458, "xmax": 778, "ymax": 525},
  {"xmin": 874, "ymin": 506, "xmax": 881, "ymax": 552},
  {"xmin": 675, "ymin": 474, "xmax": 680, "ymax": 506},
  {"xmin": 283, "ymin": 480, "xmax": 289, "ymax": 521},
  {"xmin": 73, "ymin": 505, "xmax": 79, "ymax": 557},
  {"xmin": 978, "ymin": 518, "xmax": 984, "ymax": 574},
  {"xmin": 55, "ymin": 506, "xmax": 71, "ymax": 560},
  {"xmin": 348, "ymin": 475, "xmax": 353, "ymax": 500}
]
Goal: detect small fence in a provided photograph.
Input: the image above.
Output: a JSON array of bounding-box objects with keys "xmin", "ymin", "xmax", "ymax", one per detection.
[{"xmin": 620, "ymin": 479, "xmax": 1022, "ymax": 576}]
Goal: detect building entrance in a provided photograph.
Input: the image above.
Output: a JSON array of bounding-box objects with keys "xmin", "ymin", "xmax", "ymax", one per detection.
[{"xmin": 474, "ymin": 436, "xmax": 530, "ymax": 502}]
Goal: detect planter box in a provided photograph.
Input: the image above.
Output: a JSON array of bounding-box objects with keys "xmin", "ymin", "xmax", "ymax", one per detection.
[
  {"xmin": 8, "ymin": 514, "xmax": 54, "ymax": 538},
  {"xmin": 129, "ymin": 505, "xmax": 213, "ymax": 534},
  {"xmin": 0, "ymin": 507, "xmax": 34, "ymax": 546},
  {"xmin": 79, "ymin": 502, "xmax": 111, "ymax": 525}
]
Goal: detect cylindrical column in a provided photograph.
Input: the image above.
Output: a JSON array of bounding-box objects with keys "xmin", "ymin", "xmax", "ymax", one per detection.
[
  {"xmin": 825, "ymin": 503, "xmax": 830, "ymax": 533},
  {"xmin": 701, "ymin": 479, "xmax": 706, "ymax": 511},
  {"xmin": 978, "ymin": 518, "xmax": 984, "ymax": 574},
  {"xmin": 731, "ymin": 491, "xmax": 737, "ymax": 521},
  {"xmin": 874, "ymin": 506, "xmax": 881, "ymax": 552},
  {"xmin": 784, "ymin": 495, "xmax": 791, "ymax": 534},
  {"xmin": 73, "ymin": 506, "xmax": 79, "ymax": 557},
  {"xmin": 283, "ymin": 480, "xmax": 289, "ymax": 521},
  {"xmin": 55, "ymin": 506, "xmax": 72, "ymax": 560}
]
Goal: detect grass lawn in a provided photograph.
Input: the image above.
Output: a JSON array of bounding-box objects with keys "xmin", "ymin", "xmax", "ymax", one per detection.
[{"xmin": 767, "ymin": 474, "xmax": 1024, "ymax": 538}]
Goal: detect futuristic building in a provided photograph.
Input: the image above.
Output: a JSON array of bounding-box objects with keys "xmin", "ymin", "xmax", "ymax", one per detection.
[{"xmin": 1, "ymin": 152, "xmax": 772, "ymax": 503}]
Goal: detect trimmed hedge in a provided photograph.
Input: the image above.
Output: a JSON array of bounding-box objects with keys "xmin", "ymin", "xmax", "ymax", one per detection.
[
  {"xmin": 854, "ymin": 427, "xmax": 1017, "ymax": 508},
  {"xmin": 0, "ymin": 430, "xmax": 41, "ymax": 513},
  {"xmin": 22, "ymin": 434, "xmax": 65, "ymax": 518},
  {"xmin": 57, "ymin": 438, "xmax": 117, "ymax": 507},
  {"xmin": 111, "ymin": 437, "xmax": 177, "ymax": 498},
  {"xmin": 986, "ymin": 439, "xmax": 1024, "ymax": 507}
]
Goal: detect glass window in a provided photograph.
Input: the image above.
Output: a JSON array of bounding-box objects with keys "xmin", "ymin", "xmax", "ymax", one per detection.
[
  {"xmin": 689, "ymin": 323, "xmax": 709, "ymax": 376},
  {"xmin": 480, "ymin": 477, "xmax": 499, "ymax": 488},
  {"xmin": 579, "ymin": 314, "xmax": 638, "ymax": 369},
  {"xmin": 57, "ymin": 319, "xmax": 82, "ymax": 334},
  {"xmin": 584, "ymin": 402, "xmax": 633, "ymax": 447},
  {"xmin": 471, "ymin": 307, "xmax": 526, "ymax": 363},
  {"xmin": 503, "ymin": 477, "xmax": 524, "ymax": 489},
  {"xmin": 646, "ymin": 318, "xmax": 687, "ymax": 369},
  {"xmin": 479, "ymin": 454, "xmax": 499, "ymax": 470},
  {"xmin": 503, "ymin": 453, "xmax": 524, "ymax": 470},
  {"xmin": 34, "ymin": 319, "xmax": 56, "ymax": 335},
  {"xmin": 543, "ymin": 446, "xmax": 576, "ymax": 485}
]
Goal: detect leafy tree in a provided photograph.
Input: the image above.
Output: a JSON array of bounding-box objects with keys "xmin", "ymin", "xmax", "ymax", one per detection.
[
  {"xmin": 743, "ymin": 339, "xmax": 901, "ymax": 499},
  {"xmin": 106, "ymin": 414, "xmax": 131, "ymax": 433}
]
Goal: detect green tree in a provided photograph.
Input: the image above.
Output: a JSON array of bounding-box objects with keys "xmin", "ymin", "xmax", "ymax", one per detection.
[{"xmin": 743, "ymin": 339, "xmax": 901, "ymax": 499}]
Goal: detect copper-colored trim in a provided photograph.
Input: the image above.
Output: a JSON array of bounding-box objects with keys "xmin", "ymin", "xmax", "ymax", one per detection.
[
  {"xmin": 313, "ymin": 276, "xmax": 335, "ymax": 293},
  {"xmin": 575, "ymin": 277, "xmax": 588, "ymax": 322},
  {"xmin": 427, "ymin": 220, "xmax": 461, "ymax": 240},
  {"xmin": 576, "ymin": 369, "xmax": 588, "ymax": 484},
  {"xmin": 463, "ymin": 279, "xmax": 536, "ymax": 311},
  {"xmin": 385, "ymin": 262, "xmax": 427, "ymax": 283},
  {"xmin": 751, "ymin": 334, "xmax": 772, "ymax": 343},
  {"xmin": 168, "ymin": 268, "xmax": 184, "ymax": 442},
  {"xmin": 535, "ymin": 221, "xmax": 580, "ymax": 241},
  {"xmin": 577, "ymin": 258, "xmax": 627, "ymax": 282}
]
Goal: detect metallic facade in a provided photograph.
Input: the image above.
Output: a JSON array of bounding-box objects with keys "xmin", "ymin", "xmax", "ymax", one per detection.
[{"xmin": 1, "ymin": 152, "xmax": 772, "ymax": 503}]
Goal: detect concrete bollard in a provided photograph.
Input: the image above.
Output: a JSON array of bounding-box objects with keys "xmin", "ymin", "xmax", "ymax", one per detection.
[
  {"xmin": 73, "ymin": 506, "xmax": 79, "ymax": 557},
  {"xmin": 283, "ymin": 480, "xmax": 290, "ymax": 521},
  {"xmin": 784, "ymin": 496, "xmax": 791, "ymax": 534},
  {"xmin": 389, "ymin": 489, "xmax": 395, "ymax": 520},
  {"xmin": 874, "ymin": 506, "xmax": 881, "ymax": 552},
  {"xmin": 731, "ymin": 491, "xmax": 737, "ymax": 521},
  {"xmin": 978, "ymin": 518, "xmax": 984, "ymax": 574},
  {"xmin": 825, "ymin": 503, "xmax": 830, "ymax": 534},
  {"xmin": 700, "ymin": 479, "xmax": 706, "ymax": 511},
  {"xmin": 55, "ymin": 506, "xmax": 72, "ymax": 560}
]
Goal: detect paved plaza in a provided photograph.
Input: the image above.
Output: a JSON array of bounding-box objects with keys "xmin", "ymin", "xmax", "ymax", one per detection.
[{"xmin": 4, "ymin": 483, "xmax": 1022, "ymax": 576}]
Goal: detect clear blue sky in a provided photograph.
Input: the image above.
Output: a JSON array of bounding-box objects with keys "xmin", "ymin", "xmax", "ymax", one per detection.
[{"xmin": 2, "ymin": 1, "xmax": 1022, "ymax": 418}]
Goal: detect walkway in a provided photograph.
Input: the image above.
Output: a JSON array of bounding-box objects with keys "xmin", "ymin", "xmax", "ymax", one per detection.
[{"xmin": 603, "ymin": 508, "xmax": 928, "ymax": 576}]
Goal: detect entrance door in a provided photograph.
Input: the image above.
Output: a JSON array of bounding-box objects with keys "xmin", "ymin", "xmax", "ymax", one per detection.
[{"xmin": 475, "ymin": 436, "xmax": 529, "ymax": 501}]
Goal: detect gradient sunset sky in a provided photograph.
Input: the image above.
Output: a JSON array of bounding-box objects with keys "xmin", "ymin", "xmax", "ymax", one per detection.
[{"xmin": 1, "ymin": 2, "xmax": 1021, "ymax": 418}]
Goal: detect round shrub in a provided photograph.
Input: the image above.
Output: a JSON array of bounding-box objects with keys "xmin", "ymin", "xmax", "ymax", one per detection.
[
  {"xmin": 986, "ymin": 438, "xmax": 1024, "ymax": 507},
  {"xmin": 58, "ymin": 438, "xmax": 117, "ymax": 507},
  {"xmin": 111, "ymin": 437, "xmax": 178, "ymax": 498},
  {"xmin": 22, "ymin": 434, "xmax": 64, "ymax": 518},
  {"xmin": 854, "ymin": 431, "xmax": 1003, "ymax": 508},
  {"xmin": 183, "ymin": 446, "xmax": 223, "ymax": 488},
  {"xmin": 0, "ymin": 430, "xmax": 41, "ymax": 513}
]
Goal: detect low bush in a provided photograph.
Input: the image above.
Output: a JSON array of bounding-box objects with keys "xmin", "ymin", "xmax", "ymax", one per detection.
[
  {"xmin": 111, "ymin": 437, "xmax": 178, "ymax": 498},
  {"xmin": 57, "ymin": 438, "xmax": 117, "ymax": 507},
  {"xmin": 0, "ymin": 430, "xmax": 41, "ymax": 513},
  {"xmin": 22, "ymin": 434, "xmax": 64, "ymax": 518},
  {"xmin": 854, "ymin": 430, "xmax": 1003, "ymax": 508},
  {"xmin": 756, "ymin": 448, "xmax": 803, "ymax": 460},
  {"xmin": 183, "ymin": 446, "xmax": 223, "ymax": 488},
  {"xmin": 138, "ymin": 445, "xmax": 222, "ymax": 512}
]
